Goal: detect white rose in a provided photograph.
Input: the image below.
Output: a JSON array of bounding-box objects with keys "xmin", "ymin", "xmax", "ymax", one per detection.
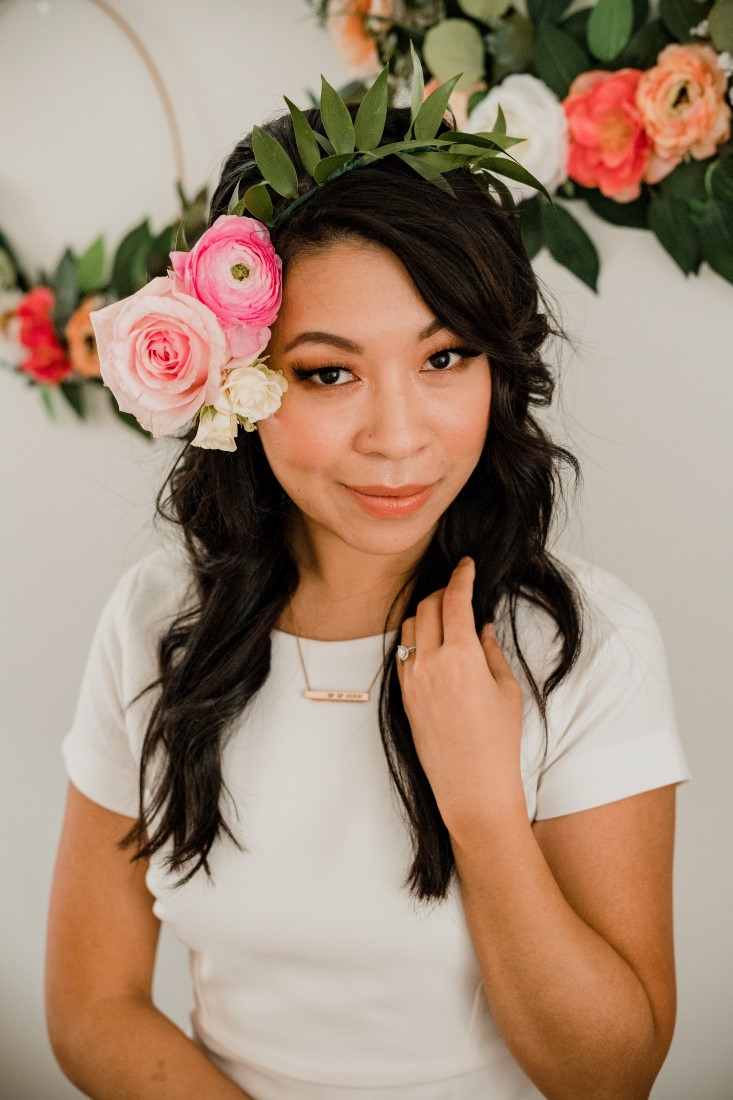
[
  {"xmin": 465, "ymin": 74, "xmax": 569, "ymax": 202},
  {"xmin": 221, "ymin": 362, "xmax": 288, "ymax": 430},
  {"xmin": 0, "ymin": 289, "xmax": 24, "ymax": 368},
  {"xmin": 192, "ymin": 406, "xmax": 238, "ymax": 451}
]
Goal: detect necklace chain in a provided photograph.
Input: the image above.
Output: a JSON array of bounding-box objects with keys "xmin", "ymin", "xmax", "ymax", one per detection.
[{"xmin": 289, "ymin": 600, "xmax": 385, "ymax": 700}]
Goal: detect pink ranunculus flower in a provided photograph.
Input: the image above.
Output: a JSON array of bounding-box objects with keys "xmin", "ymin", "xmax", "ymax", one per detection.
[
  {"xmin": 636, "ymin": 44, "xmax": 732, "ymax": 183},
  {"xmin": 170, "ymin": 214, "xmax": 282, "ymax": 358},
  {"xmin": 89, "ymin": 276, "xmax": 230, "ymax": 437},
  {"xmin": 563, "ymin": 69, "xmax": 652, "ymax": 202}
]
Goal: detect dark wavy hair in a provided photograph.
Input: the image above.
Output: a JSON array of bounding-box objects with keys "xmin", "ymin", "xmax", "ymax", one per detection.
[{"xmin": 119, "ymin": 103, "xmax": 585, "ymax": 901}]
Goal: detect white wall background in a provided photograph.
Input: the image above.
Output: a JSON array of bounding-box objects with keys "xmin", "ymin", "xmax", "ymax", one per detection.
[{"xmin": 0, "ymin": 1, "xmax": 730, "ymax": 1097}]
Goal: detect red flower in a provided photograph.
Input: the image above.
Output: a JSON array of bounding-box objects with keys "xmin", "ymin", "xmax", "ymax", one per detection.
[
  {"xmin": 16, "ymin": 286, "xmax": 72, "ymax": 384},
  {"xmin": 563, "ymin": 69, "xmax": 652, "ymax": 202}
]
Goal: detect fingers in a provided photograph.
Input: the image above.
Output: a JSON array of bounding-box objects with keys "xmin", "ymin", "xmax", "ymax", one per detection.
[
  {"xmin": 441, "ymin": 556, "xmax": 477, "ymax": 647},
  {"xmin": 480, "ymin": 622, "xmax": 516, "ymax": 685}
]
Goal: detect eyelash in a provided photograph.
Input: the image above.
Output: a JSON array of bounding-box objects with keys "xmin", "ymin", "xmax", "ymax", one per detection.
[{"xmin": 290, "ymin": 346, "xmax": 482, "ymax": 388}]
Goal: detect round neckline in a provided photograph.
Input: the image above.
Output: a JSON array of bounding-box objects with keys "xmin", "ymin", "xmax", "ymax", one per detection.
[{"xmin": 273, "ymin": 627, "xmax": 400, "ymax": 644}]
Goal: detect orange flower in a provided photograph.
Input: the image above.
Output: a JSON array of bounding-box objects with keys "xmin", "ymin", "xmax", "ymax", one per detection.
[
  {"xmin": 327, "ymin": 0, "xmax": 394, "ymax": 76},
  {"xmin": 637, "ymin": 44, "xmax": 731, "ymax": 182},
  {"xmin": 65, "ymin": 295, "xmax": 104, "ymax": 378},
  {"xmin": 563, "ymin": 69, "xmax": 652, "ymax": 202}
]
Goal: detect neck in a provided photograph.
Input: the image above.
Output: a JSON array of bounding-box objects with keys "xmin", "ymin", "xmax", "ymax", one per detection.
[{"xmin": 279, "ymin": 511, "xmax": 431, "ymax": 641}]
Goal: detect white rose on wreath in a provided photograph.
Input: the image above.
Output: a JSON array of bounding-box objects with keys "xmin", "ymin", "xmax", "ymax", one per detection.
[{"xmin": 466, "ymin": 74, "xmax": 569, "ymax": 203}]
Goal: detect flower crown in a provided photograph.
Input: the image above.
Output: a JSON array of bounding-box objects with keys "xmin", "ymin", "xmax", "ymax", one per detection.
[{"xmin": 90, "ymin": 47, "xmax": 547, "ymax": 453}]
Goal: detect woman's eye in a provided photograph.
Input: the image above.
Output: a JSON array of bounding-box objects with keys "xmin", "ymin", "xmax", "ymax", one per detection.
[
  {"xmin": 424, "ymin": 347, "xmax": 478, "ymax": 371},
  {"xmin": 291, "ymin": 365, "xmax": 354, "ymax": 387}
]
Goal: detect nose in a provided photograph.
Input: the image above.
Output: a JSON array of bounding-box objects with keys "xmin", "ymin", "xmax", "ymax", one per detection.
[{"xmin": 353, "ymin": 371, "xmax": 432, "ymax": 459}]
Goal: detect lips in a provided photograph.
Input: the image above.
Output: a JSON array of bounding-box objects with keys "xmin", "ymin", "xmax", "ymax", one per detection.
[{"xmin": 347, "ymin": 483, "xmax": 434, "ymax": 497}]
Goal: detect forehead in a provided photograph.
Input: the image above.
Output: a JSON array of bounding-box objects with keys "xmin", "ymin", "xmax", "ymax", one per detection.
[{"xmin": 272, "ymin": 238, "xmax": 437, "ymax": 344}]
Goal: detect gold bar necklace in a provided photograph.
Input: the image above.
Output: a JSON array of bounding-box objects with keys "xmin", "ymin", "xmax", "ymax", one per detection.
[{"xmin": 289, "ymin": 603, "xmax": 385, "ymax": 702}]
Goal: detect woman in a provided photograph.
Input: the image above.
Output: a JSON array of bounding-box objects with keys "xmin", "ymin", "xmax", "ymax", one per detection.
[{"xmin": 46, "ymin": 98, "xmax": 691, "ymax": 1099}]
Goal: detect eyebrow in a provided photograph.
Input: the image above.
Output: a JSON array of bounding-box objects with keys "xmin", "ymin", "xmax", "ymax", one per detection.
[{"xmin": 282, "ymin": 317, "xmax": 448, "ymax": 355}]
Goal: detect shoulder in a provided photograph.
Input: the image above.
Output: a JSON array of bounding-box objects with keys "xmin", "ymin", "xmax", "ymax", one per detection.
[
  {"xmin": 105, "ymin": 539, "xmax": 197, "ymax": 647},
  {"xmin": 499, "ymin": 550, "xmax": 667, "ymax": 695}
]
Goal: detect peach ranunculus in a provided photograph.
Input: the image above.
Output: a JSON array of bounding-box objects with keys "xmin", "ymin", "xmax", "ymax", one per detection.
[
  {"xmin": 563, "ymin": 68, "xmax": 652, "ymax": 202},
  {"xmin": 636, "ymin": 44, "xmax": 732, "ymax": 183},
  {"xmin": 327, "ymin": 0, "xmax": 394, "ymax": 76},
  {"xmin": 89, "ymin": 276, "xmax": 230, "ymax": 437},
  {"xmin": 16, "ymin": 286, "xmax": 73, "ymax": 385},
  {"xmin": 65, "ymin": 294, "xmax": 104, "ymax": 378}
]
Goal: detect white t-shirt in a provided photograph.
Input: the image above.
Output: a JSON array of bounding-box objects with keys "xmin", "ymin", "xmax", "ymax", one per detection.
[{"xmin": 61, "ymin": 544, "xmax": 691, "ymax": 1100}]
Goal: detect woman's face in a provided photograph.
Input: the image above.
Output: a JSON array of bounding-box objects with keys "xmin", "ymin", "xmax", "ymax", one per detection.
[{"xmin": 258, "ymin": 238, "xmax": 492, "ymax": 561}]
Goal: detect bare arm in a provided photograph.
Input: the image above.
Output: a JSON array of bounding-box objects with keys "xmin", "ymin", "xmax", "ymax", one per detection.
[
  {"xmin": 450, "ymin": 784, "xmax": 678, "ymax": 1100},
  {"xmin": 46, "ymin": 781, "xmax": 252, "ymax": 1099}
]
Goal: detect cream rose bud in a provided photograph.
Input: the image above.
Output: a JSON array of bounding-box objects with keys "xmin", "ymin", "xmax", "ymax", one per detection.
[
  {"xmin": 221, "ymin": 362, "xmax": 289, "ymax": 426},
  {"xmin": 466, "ymin": 74, "xmax": 569, "ymax": 202},
  {"xmin": 192, "ymin": 406, "xmax": 238, "ymax": 451}
]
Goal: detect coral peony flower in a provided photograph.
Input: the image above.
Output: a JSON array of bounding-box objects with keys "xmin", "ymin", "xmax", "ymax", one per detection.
[
  {"xmin": 327, "ymin": 0, "xmax": 394, "ymax": 76},
  {"xmin": 467, "ymin": 74, "xmax": 569, "ymax": 201},
  {"xmin": 65, "ymin": 295, "xmax": 104, "ymax": 378},
  {"xmin": 563, "ymin": 69, "xmax": 652, "ymax": 202},
  {"xmin": 636, "ymin": 44, "xmax": 731, "ymax": 182},
  {"xmin": 89, "ymin": 275, "xmax": 230, "ymax": 437},
  {"xmin": 16, "ymin": 286, "xmax": 73, "ymax": 384},
  {"xmin": 170, "ymin": 214, "xmax": 281, "ymax": 360}
]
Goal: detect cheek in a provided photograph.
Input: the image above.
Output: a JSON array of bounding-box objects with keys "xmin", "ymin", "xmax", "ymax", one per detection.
[
  {"xmin": 257, "ymin": 397, "xmax": 348, "ymax": 477},
  {"xmin": 441, "ymin": 371, "xmax": 491, "ymax": 454}
]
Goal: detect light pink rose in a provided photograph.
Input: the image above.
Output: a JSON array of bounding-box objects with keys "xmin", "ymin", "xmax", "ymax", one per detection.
[
  {"xmin": 90, "ymin": 276, "xmax": 230, "ymax": 437},
  {"xmin": 170, "ymin": 214, "xmax": 282, "ymax": 358}
]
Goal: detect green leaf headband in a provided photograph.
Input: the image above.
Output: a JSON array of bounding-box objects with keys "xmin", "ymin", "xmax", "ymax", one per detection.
[{"xmin": 222, "ymin": 43, "xmax": 551, "ymax": 233}]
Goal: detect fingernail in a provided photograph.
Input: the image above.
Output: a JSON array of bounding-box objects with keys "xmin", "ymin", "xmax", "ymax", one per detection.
[{"xmin": 459, "ymin": 555, "xmax": 473, "ymax": 566}]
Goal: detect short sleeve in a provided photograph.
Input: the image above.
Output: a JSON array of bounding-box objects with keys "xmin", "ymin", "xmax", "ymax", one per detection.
[
  {"xmin": 533, "ymin": 565, "xmax": 691, "ymax": 820},
  {"xmin": 61, "ymin": 567, "xmax": 143, "ymax": 817}
]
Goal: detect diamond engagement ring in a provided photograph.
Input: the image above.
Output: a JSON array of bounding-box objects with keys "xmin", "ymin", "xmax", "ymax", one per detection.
[{"xmin": 397, "ymin": 645, "xmax": 417, "ymax": 662}]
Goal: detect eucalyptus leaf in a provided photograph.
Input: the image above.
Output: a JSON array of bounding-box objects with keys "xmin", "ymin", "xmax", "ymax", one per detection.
[
  {"xmin": 709, "ymin": 0, "xmax": 733, "ymax": 51},
  {"xmin": 146, "ymin": 224, "xmax": 177, "ymax": 279},
  {"xmin": 111, "ymin": 220, "xmax": 153, "ymax": 299},
  {"xmin": 423, "ymin": 19, "xmax": 485, "ymax": 90},
  {"xmin": 313, "ymin": 131, "xmax": 336, "ymax": 156},
  {"xmin": 52, "ymin": 248, "xmax": 80, "ymax": 330},
  {"xmin": 354, "ymin": 65, "xmax": 390, "ymax": 150},
  {"xmin": 313, "ymin": 152, "xmax": 355, "ymax": 185},
  {"xmin": 227, "ymin": 180, "xmax": 241, "ymax": 216},
  {"xmin": 252, "ymin": 126, "xmax": 300, "ymax": 198},
  {"xmin": 243, "ymin": 183, "xmax": 274, "ymax": 224},
  {"xmin": 284, "ymin": 96, "xmax": 322, "ymax": 175},
  {"xmin": 76, "ymin": 236, "xmax": 106, "ymax": 295},
  {"xmin": 40, "ymin": 386, "xmax": 55, "ymax": 420},
  {"xmin": 413, "ymin": 74, "xmax": 462, "ymax": 140},
  {"xmin": 614, "ymin": 19, "xmax": 672, "ymax": 69},
  {"xmin": 699, "ymin": 199, "xmax": 733, "ymax": 282},
  {"xmin": 396, "ymin": 152, "xmax": 455, "ymax": 193},
  {"xmin": 534, "ymin": 22, "xmax": 590, "ymax": 98},
  {"xmin": 526, "ymin": 0, "xmax": 574, "ymax": 21},
  {"xmin": 706, "ymin": 157, "xmax": 733, "ymax": 205},
  {"xmin": 659, "ymin": 0, "xmax": 714, "ymax": 42},
  {"xmin": 587, "ymin": 0, "xmax": 634, "ymax": 61},
  {"xmin": 474, "ymin": 155, "xmax": 552, "ymax": 201},
  {"xmin": 320, "ymin": 75, "xmax": 356, "ymax": 155},
  {"xmin": 519, "ymin": 196, "xmax": 543, "ymax": 260},
  {"xmin": 59, "ymin": 381, "xmax": 87, "ymax": 419},
  {"xmin": 540, "ymin": 203, "xmax": 600, "ymax": 291},
  {"xmin": 457, "ymin": 0, "xmax": 512, "ymax": 22},
  {"xmin": 580, "ymin": 186, "xmax": 649, "ymax": 228},
  {"xmin": 648, "ymin": 193, "xmax": 701, "ymax": 273},
  {"xmin": 409, "ymin": 41, "xmax": 425, "ymax": 136}
]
